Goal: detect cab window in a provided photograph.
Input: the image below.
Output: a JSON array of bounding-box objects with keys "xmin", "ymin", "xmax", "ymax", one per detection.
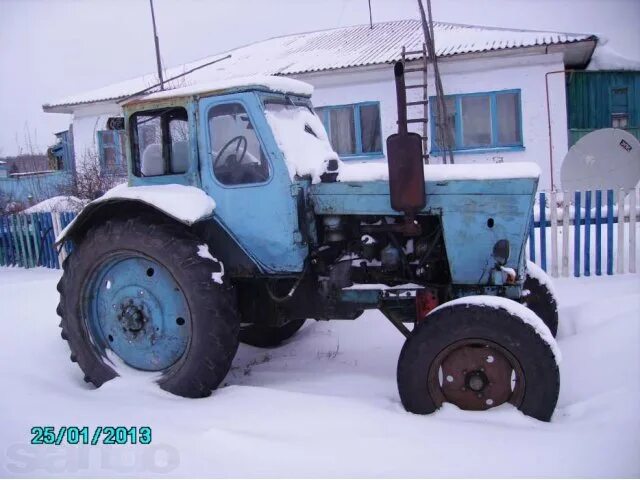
[
  {"xmin": 131, "ymin": 107, "xmax": 190, "ymax": 176},
  {"xmin": 208, "ymin": 103, "xmax": 269, "ymax": 185}
]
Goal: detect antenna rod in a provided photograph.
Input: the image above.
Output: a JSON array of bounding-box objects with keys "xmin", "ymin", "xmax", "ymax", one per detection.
[
  {"xmin": 149, "ymin": 0, "xmax": 164, "ymax": 90},
  {"xmin": 368, "ymin": 0, "xmax": 373, "ymax": 28}
]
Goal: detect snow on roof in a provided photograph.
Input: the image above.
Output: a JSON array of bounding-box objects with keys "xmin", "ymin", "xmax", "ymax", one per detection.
[
  {"xmin": 43, "ymin": 19, "xmax": 595, "ymax": 112},
  {"xmin": 125, "ymin": 75, "xmax": 314, "ymax": 105},
  {"xmin": 587, "ymin": 44, "xmax": 640, "ymax": 71}
]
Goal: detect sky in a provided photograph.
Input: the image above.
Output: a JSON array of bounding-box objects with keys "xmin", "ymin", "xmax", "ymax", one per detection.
[{"xmin": 0, "ymin": 0, "xmax": 638, "ymax": 156}]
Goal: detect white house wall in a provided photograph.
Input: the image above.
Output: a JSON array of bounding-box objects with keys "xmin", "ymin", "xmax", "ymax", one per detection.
[
  {"xmin": 71, "ymin": 102, "xmax": 122, "ymax": 172},
  {"xmin": 299, "ymin": 52, "xmax": 568, "ymax": 190}
]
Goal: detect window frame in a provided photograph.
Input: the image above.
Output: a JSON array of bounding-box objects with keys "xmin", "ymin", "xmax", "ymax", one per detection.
[
  {"xmin": 315, "ymin": 101, "xmax": 384, "ymax": 160},
  {"xmin": 205, "ymin": 99, "xmax": 273, "ymax": 189},
  {"xmin": 128, "ymin": 106, "xmax": 191, "ymax": 178},
  {"xmin": 609, "ymin": 86, "xmax": 630, "ymax": 128},
  {"xmin": 96, "ymin": 129, "xmax": 126, "ymax": 175},
  {"xmin": 430, "ymin": 89, "xmax": 524, "ymax": 155}
]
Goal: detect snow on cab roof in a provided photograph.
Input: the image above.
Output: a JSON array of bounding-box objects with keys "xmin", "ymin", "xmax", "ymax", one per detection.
[
  {"xmin": 43, "ymin": 19, "xmax": 596, "ymax": 112},
  {"xmin": 123, "ymin": 75, "xmax": 313, "ymax": 106}
]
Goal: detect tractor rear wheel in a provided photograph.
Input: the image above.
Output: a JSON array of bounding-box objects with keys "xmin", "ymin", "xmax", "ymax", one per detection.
[
  {"xmin": 240, "ymin": 319, "xmax": 306, "ymax": 348},
  {"xmin": 57, "ymin": 217, "xmax": 240, "ymax": 398},
  {"xmin": 397, "ymin": 298, "xmax": 560, "ymax": 421},
  {"xmin": 522, "ymin": 260, "xmax": 559, "ymax": 337}
]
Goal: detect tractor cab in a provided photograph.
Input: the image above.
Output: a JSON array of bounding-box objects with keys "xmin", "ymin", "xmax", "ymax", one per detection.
[{"xmin": 122, "ymin": 76, "xmax": 325, "ymax": 273}]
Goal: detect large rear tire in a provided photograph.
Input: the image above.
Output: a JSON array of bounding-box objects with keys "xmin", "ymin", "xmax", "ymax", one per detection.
[
  {"xmin": 57, "ymin": 217, "xmax": 240, "ymax": 398},
  {"xmin": 397, "ymin": 299, "xmax": 560, "ymax": 421}
]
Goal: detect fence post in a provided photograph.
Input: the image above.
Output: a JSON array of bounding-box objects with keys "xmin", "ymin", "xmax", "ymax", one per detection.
[
  {"xmin": 630, "ymin": 188, "xmax": 637, "ymax": 274},
  {"xmin": 617, "ymin": 188, "xmax": 625, "ymax": 274},
  {"xmin": 549, "ymin": 191, "xmax": 558, "ymax": 277},
  {"xmin": 562, "ymin": 192, "xmax": 570, "ymax": 277},
  {"xmin": 539, "ymin": 192, "xmax": 547, "ymax": 271},
  {"xmin": 0, "ymin": 216, "xmax": 8, "ymax": 266},
  {"xmin": 45, "ymin": 212, "xmax": 60, "ymax": 269},
  {"xmin": 573, "ymin": 191, "xmax": 581, "ymax": 277},
  {"xmin": 51, "ymin": 212, "xmax": 63, "ymax": 266},
  {"xmin": 3, "ymin": 216, "xmax": 15, "ymax": 266},
  {"xmin": 595, "ymin": 190, "xmax": 602, "ymax": 276},
  {"xmin": 13, "ymin": 216, "xmax": 26, "ymax": 267},
  {"xmin": 584, "ymin": 190, "xmax": 591, "ymax": 276},
  {"xmin": 29, "ymin": 214, "xmax": 41, "ymax": 267},
  {"xmin": 528, "ymin": 212, "xmax": 536, "ymax": 263},
  {"xmin": 607, "ymin": 189, "xmax": 614, "ymax": 275}
]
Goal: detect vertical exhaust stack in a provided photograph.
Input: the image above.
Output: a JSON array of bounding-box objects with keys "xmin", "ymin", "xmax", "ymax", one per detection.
[{"xmin": 386, "ymin": 61, "xmax": 426, "ymax": 234}]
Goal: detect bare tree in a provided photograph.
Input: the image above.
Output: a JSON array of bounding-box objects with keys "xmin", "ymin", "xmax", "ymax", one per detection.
[{"xmin": 60, "ymin": 150, "xmax": 124, "ymax": 200}]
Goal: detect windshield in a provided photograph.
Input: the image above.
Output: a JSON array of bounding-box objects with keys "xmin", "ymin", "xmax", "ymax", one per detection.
[{"xmin": 264, "ymin": 101, "xmax": 339, "ymax": 184}]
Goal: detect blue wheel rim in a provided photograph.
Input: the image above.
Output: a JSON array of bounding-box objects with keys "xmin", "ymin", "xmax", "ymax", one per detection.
[{"xmin": 83, "ymin": 253, "xmax": 191, "ymax": 371}]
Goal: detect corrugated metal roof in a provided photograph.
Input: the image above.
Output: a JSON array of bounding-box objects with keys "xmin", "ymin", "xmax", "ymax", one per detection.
[{"xmin": 44, "ymin": 19, "xmax": 595, "ymax": 111}]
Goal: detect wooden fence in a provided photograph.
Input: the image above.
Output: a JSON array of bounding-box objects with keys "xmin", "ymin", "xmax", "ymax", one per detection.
[
  {"xmin": 528, "ymin": 187, "xmax": 639, "ymax": 277},
  {"xmin": 0, "ymin": 212, "xmax": 76, "ymax": 269}
]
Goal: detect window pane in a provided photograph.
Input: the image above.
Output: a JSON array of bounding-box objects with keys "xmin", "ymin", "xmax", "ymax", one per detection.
[
  {"xmin": 209, "ymin": 103, "xmax": 269, "ymax": 185},
  {"xmin": 461, "ymin": 95, "xmax": 491, "ymax": 147},
  {"xmin": 314, "ymin": 107, "xmax": 326, "ymax": 121},
  {"xmin": 359, "ymin": 104, "xmax": 382, "ymax": 153},
  {"xmin": 101, "ymin": 131, "xmax": 114, "ymax": 146},
  {"xmin": 103, "ymin": 146, "xmax": 117, "ymax": 167},
  {"xmin": 496, "ymin": 92, "xmax": 521, "ymax": 145},
  {"xmin": 169, "ymin": 118, "xmax": 189, "ymax": 174},
  {"xmin": 329, "ymin": 107, "xmax": 355, "ymax": 155},
  {"xmin": 136, "ymin": 115, "xmax": 163, "ymax": 176},
  {"xmin": 433, "ymin": 97, "xmax": 457, "ymax": 151},
  {"xmin": 611, "ymin": 87, "xmax": 628, "ymax": 113}
]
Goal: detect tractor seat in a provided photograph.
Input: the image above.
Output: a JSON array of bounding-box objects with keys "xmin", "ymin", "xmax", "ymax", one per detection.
[{"xmin": 141, "ymin": 143, "xmax": 163, "ymax": 176}]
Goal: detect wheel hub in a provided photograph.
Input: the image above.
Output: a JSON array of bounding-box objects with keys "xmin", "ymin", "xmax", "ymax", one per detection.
[
  {"xmin": 84, "ymin": 255, "xmax": 191, "ymax": 371},
  {"xmin": 120, "ymin": 303, "xmax": 146, "ymax": 333},
  {"xmin": 430, "ymin": 342, "xmax": 521, "ymax": 411},
  {"xmin": 465, "ymin": 370, "xmax": 489, "ymax": 392}
]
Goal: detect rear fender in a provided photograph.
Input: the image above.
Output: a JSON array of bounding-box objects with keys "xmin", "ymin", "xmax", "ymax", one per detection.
[{"xmin": 56, "ymin": 199, "xmax": 262, "ymax": 277}]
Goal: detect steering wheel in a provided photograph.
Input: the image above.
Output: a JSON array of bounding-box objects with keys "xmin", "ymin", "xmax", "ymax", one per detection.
[
  {"xmin": 213, "ymin": 135, "xmax": 250, "ymax": 184},
  {"xmin": 214, "ymin": 136, "xmax": 248, "ymax": 167}
]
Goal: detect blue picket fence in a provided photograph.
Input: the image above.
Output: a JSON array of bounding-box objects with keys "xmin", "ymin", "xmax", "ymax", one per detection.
[
  {"xmin": 528, "ymin": 188, "xmax": 639, "ymax": 278},
  {"xmin": 0, "ymin": 212, "xmax": 76, "ymax": 268}
]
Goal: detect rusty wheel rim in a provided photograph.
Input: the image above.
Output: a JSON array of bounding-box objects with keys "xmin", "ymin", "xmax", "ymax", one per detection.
[{"xmin": 427, "ymin": 339, "xmax": 525, "ymax": 411}]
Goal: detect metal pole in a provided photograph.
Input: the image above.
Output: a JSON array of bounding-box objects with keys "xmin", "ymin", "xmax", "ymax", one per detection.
[
  {"xmin": 368, "ymin": 0, "xmax": 373, "ymax": 29},
  {"xmin": 149, "ymin": 0, "xmax": 164, "ymax": 90}
]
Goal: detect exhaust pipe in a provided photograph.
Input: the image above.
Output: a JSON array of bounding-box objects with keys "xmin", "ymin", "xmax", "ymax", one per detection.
[{"xmin": 386, "ymin": 61, "xmax": 426, "ymax": 231}]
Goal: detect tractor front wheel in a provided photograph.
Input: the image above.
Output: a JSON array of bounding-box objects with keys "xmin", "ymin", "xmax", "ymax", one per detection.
[
  {"xmin": 57, "ymin": 217, "xmax": 240, "ymax": 398},
  {"xmin": 522, "ymin": 260, "xmax": 559, "ymax": 337},
  {"xmin": 397, "ymin": 298, "xmax": 560, "ymax": 421}
]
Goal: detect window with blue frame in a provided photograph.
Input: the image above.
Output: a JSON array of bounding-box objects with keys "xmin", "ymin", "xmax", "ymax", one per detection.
[
  {"xmin": 314, "ymin": 102, "xmax": 383, "ymax": 158},
  {"xmin": 430, "ymin": 90, "xmax": 523, "ymax": 153},
  {"xmin": 97, "ymin": 130, "xmax": 126, "ymax": 175}
]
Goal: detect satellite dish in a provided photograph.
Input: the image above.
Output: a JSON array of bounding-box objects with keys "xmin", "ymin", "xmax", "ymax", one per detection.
[{"xmin": 561, "ymin": 128, "xmax": 640, "ymax": 192}]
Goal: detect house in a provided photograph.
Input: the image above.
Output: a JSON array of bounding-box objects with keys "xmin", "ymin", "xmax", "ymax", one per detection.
[
  {"xmin": 566, "ymin": 70, "xmax": 640, "ymax": 146},
  {"xmin": 42, "ymin": 19, "xmax": 600, "ymax": 190}
]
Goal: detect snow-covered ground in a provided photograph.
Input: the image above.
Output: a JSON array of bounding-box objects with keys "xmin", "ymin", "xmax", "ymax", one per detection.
[{"xmin": 0, "ymin": 267, "xmax": 638, "ymax": 477}]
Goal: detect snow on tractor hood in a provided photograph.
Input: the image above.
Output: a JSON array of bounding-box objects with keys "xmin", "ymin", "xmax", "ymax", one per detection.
[
  {"xmin": 264, "ymin": 104, "xmax": 341, "ymax": 184},
  {"xmin": 337, "ymin": 161, "xmax": 541, "ymax": 182},
  {"xmin": 56, "ymin": 184, "xmax": 216, "ymax": 243}
]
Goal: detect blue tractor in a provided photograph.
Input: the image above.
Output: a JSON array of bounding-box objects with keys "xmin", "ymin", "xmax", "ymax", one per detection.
[{"xmin": 57, "ymin": 64, "xmax": 560, "ymax": 421}]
